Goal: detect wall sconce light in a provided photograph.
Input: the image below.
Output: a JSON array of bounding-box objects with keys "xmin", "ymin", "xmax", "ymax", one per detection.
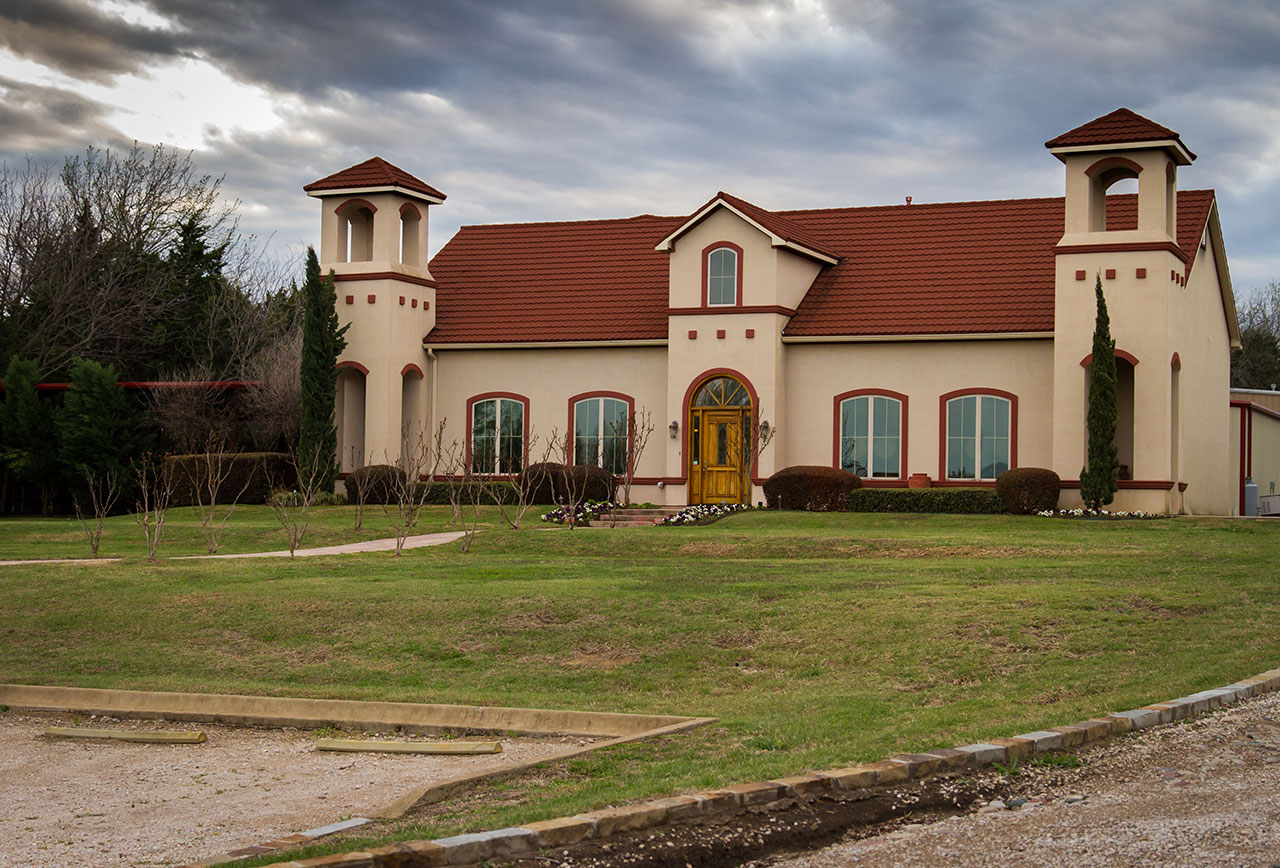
[
  {"xmin": 668, "ymin": 420, "xmax": 679, "ymax": 439},
  {"xmin": 759, "ymin": 419, "xmax": 771, "ymax": 439}
]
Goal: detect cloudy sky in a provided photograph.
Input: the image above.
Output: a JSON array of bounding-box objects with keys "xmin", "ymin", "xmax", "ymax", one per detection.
[{"xmin": 2, "ymin": 0, "xmax": 1279, "ymax": 296}]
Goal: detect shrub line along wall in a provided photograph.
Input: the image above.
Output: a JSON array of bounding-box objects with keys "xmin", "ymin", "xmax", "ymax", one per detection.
[{"xmin": 182, "ymin": 665, "xmax": 1280, "ymax": 868}]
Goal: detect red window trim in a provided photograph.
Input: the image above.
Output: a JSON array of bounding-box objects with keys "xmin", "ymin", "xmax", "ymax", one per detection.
[
  {"xmin": 336, "ymin": 198, "xmax": 378, "ymax": 216},
  {"xmin": 937, "ymin": 388, "xmax": 1019, "ymax": 482},
  {"xmin": 335, "ymin": 360, "xmax": 369, "ymax": 375},
  {"xmin": 701, "ymin": 241, "xmax": 744, "ymax": 308},
  {"xmin": 566, "ymin": 391, "xmax": 636, "ymax": 471},
  {"xmin": 465, "ymin": 391, "xmax": 531, "ymax": 474},
  {"xmin": 675, "ymin": 368, "xmax": 760, "ymax": 485},
  {"xmin": 831, "ymin": 389, "xmax": 909, "ymax": 480}
]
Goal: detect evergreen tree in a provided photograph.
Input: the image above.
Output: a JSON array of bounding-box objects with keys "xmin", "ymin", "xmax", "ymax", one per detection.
[
  {"xmin": 1080, "ymin": 275, "xmax": 1119, "ymax": 509},
  {"xmin": 297, "ymin": 247, "xmax": 347, "ymax": 492},
  {"xmin": 57, "ymin": 358, "xmax": 144, "ymax": 490},
  {"xmin": 1, "ymin": 358, "xmax": 60, "ymax": 514}
]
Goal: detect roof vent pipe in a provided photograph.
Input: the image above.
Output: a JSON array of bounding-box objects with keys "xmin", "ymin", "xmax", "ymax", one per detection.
[{"xmin": 905, "ymin": 196, "xmax": 912, "ymax": 205}]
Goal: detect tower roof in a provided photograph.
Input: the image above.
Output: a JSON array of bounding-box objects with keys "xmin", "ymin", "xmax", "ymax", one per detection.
[
  {"xmin": 304, "ymin": 157, "xmax": 446, "ymax": 203},
  {"xmin": 1045, "ymin": 108, "xmax": 1195, "ymax": 162}
]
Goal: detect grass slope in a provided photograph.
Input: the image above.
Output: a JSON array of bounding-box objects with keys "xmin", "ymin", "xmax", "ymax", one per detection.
[{"xmin": 1, "ymin": 508, "xmax": 1276, "ymax": 862}]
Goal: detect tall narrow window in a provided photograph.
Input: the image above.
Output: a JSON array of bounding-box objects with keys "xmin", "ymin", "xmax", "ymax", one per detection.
[
  {"xmin": 839, "ymin": 395, "xmax": 902, "ymax": 478},
  {"xmin": 574, "ymin": 396, "xmax": 629, "ymax": 474},
  {"xmin": 707, "ymin": 247, "xmax": 738, "ymax": 306},
  {"xmin": 945, "ymin": 394, "xmax": 1011, "ymax": 480},
  {"xmin": 471, "ymin": 397, "xmax": 525, "ymax": 474}
]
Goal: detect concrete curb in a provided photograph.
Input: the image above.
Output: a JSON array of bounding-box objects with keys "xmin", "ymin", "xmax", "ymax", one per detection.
[{"xmin": 238, "ymin": 666, "xmax": 1280, "ymax": 868}]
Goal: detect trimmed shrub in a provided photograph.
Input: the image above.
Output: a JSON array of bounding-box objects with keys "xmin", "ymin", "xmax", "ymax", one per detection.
[
  {"xmin": 995, "ymin": 467, "xmax": 1061, "ymax": 514},
  {"xmin": 519, "ymin": 462, "xmax": 567, "ymax": 505},
  {"xmin": 166, "ymin": 452, "xmax": 294, "ymax": 506},
  {"xmin": 564, "ymin": 464, "xmax": 617, "ymax": 503},
  {"xmin": 345, "ymin": 464, "xmax": 407, "ymax": 505},
  {"xmin": 763, "ymin": 465, "xmax": 862, "ymax": 511},
  {"xmin": 845, "ymin": 488, "xmax": 1002, "ymax": 514},
  {"xmin": 515, "ymin": 462, "xmax": 617, "ymax": 505}
]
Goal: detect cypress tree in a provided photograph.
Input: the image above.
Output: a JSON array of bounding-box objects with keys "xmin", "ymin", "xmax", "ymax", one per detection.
[
  {"xmin": 297, "ymin": 247, "xmax": 347, "ymax": 492},
  {"xmin": 1080, "ymin": 275, "xmax": 1119, "ymax": 509}
]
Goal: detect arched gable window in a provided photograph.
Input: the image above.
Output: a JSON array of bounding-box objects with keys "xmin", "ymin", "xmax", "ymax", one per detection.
[
  {"xmin": 571, "ymin": 393, "xmax": 632, "ymax": 474},
  {"xmin": 703, "ymin": 242, "xmax": 742, "ymax": 307},
  {"xmin": 468, "ymin": 393, "xmax": 528, "ymax": 474},
  {"xmin": 942, "ymin": 390, "xmax": 1016, "ymax": 481},
  {"xmin": 836, "ymin": 390, "xmax": 906, "ymax": 479}
]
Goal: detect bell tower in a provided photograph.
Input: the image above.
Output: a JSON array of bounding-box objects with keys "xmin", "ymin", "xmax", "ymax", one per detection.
[
  {"xmin": 1046, "ymin": 108, "xmax": 1197, "ymax": 508},
  {"xmin": 304, "ymin": 158, "xmax": 445, "ymax": 471}
]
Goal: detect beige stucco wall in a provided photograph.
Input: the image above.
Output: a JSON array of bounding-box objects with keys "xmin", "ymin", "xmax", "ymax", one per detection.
[
  {"xmin": 783, "ymin": 339, "xmax": 1056, "ymax": 480},
  {"xmin": 1248, "ymin": 410, "xmax": 1280, "ymax": 504},
  {"xmin": 428, "ymin": 346, "xmax": 670, "ymax": 496}
]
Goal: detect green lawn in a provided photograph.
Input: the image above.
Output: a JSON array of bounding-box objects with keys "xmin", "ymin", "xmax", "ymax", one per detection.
[{"xmin": 1, "ymin": 508, "xmax": 1277, "ymax": 863}]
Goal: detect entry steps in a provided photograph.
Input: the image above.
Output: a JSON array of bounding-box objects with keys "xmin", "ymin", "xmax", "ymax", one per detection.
[{"xmin": 590, "ymin": 506, "xmax": 685, "ymax": 527}]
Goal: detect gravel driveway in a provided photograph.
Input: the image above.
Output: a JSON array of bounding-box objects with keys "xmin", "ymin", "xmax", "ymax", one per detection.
[
  {"xmin": 0, "ymin": 710, "xmax": 593, "ymax": 867},
  {"xmin": 771, "ymin": 690, "xmax": 1280, "ymax": 868}
]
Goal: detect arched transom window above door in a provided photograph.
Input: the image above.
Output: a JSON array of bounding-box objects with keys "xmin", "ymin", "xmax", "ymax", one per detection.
[{"xmin": 693, "ymin": 376, "xmax": 751, "ymax": 408}]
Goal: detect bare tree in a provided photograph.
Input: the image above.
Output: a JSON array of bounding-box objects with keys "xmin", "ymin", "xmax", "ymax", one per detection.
[
  {"xmin": 265, "ymin": 446, "xmax": 325, "ymax": 558},
  {"xmin": 477, "ymin": 430, "xmax": 555, "ymax": 530},
  {"xmin": 145, "ymin": 364, "xmax": 239, "ymax": 452},
  {"xmin": 614, "ymin": 407, "xmax": 656, "ymax": 508},
  {"xmin": 71, "ymin": 466, "xmax": 121, "ymax": 557},
  {"xmin": 242, "ymin": 326, "xmax": 302, "ymax": 451},
  {"xmin": 382, "ymin": 425, "xmax": 438, "ymax": 556},
  {"xmin": 436, "ymin": 436, "xmax": 484, "ymax": 551},
  {"xmin": 131, "ymin": 453, "xmax": 175, "ymax": 562},
  {"xmin": 186, "ymin": 433, "xmax": 254, "ymax": 554},
  {"xmin": 545, "ymin": 428, "xmax": 593, "ymax": 529}
]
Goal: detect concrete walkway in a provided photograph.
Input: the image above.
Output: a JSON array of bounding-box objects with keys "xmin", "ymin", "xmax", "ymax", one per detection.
[{"xmin": 172, "ymin": 531, "xmax": 467, "ymax": 559}]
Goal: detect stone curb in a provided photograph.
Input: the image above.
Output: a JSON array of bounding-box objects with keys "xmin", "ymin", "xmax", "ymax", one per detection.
[{"xmin": 223, "ymin": 666, "xmax": 1280, "ymax": 868}]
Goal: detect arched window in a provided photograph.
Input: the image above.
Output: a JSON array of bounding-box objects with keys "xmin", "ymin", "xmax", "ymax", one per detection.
[
  {"xmin": 837, "ymin": 391, "xmax": 904, "ymax": 478},
  {"xmin": 336, "ymin": 199, "xmax": 376, "ymax": 263},
  {"xmin": 469, "ymin": 394, "xmax": 526, "ymax": 474},
  {"xmin": 400, "ymin": 203, "xmax": 421, "ymax": 266},
  {"xmin": 573, "ymin": 394, "xmax": 630, "ymax": 474},
  {"xmin": 943, "ymin": 391, "xmax": 1014, "ymax": 480},
  {"xmin": 704, "ymin": 243, "xmax": 741, "ymax": 306}
]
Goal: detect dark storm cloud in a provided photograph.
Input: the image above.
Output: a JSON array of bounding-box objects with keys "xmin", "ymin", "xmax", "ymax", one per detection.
[
  {"xmin": 0, "ymin": 76, "xmax": 129, "ymax": 157},
  {"xmin": 0, "ymin": 0, "xmax": 189, "ymax": 81}
]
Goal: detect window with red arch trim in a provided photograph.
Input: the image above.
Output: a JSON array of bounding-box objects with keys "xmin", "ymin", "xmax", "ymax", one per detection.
[
  {"xmin": 466, "ymin": 392, "xmax": 529, "ymax": 475},
  {"xmin": 833, "ymin": 389, "xmax": 908, "ymax": 479},
  {"xmin": 568, "ymin": 391, "xmax": 634, "ymax": 474},
  {"xmin": 940, "ymin": 389, "xmax": 1018, "ymax": 481},
  {"xmin": 702, "ymin": 242, "xmax": 742, "ymax": 307}
]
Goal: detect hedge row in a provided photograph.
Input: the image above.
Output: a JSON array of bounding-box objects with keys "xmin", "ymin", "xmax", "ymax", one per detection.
[
  {"xmin": 844, "ymin": 487, "xmax": 1003, "ymax": 514},
  {"xmin": 165, "ymin": 452, "xmax": 294, "ymax": 506}
]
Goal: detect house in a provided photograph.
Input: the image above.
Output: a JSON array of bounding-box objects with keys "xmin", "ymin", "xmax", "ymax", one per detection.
[{"xmin": 304, "ymin": 108, "xmax": 1247, "ymax": 514}]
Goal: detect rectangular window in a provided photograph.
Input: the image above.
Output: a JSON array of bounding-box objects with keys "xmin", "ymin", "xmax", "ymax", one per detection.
[{"xmin": 574, "ymin": 399, "xmax": 599, "ymax": 466}]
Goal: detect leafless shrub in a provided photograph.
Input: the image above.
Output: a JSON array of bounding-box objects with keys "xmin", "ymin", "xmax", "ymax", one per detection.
[
  {"xmin": 381, "ymin": 423, "xmax": 441, "ymax": 556},
  {"xmin": 71, "ymin": 466, "xmax": 121, "ymax": 557},
  {"xmin": 265, "ymin": 447, "xmax": 326, "ymax": 558},
  {"xmin": 131, "ymin": 452, "xmax": 175, "ymax": 562},
  {"xmin": 478, "ymin": 430, "xmax": 553, "ymax": 530},
  {"xmin": 186, "ymin": 433, "xmax": 253, "ymax": 554}
]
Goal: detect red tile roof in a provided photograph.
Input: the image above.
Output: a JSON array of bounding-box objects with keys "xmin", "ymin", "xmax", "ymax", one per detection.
[
  {"xmin": 305, "ymin": 157, "xmax": 446, "ymax": 201},
  {"xmin": 1045, "ymin": 108, "xmax": 1195, "ymax": 160},
  {"xmin": 425, "ymin": 190, "xmax": 1216, "ymax": 344}
]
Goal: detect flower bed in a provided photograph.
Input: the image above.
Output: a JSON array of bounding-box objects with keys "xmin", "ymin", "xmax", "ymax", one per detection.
[
  {"xmin": 1036, "ymin": 508, "xmax": 1162, "ymax": 519},
  {"xmin": 658, "ymin": 503, "xmax": 758, "ymax": 526},
  {"xmin": 540, "ymin": 500, "xmax": 619, "ymax": 526}
]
